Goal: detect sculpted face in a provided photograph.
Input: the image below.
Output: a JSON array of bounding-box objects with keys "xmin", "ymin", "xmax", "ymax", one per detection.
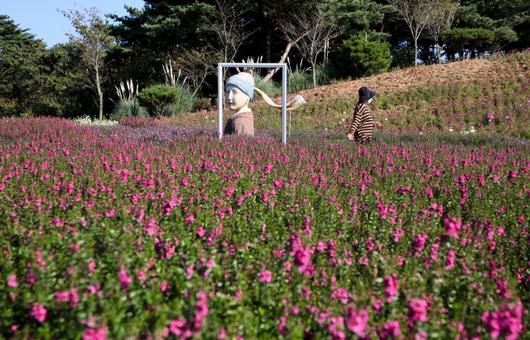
[{"xmin": 227, "ymin": 87, "xmax": 250, "ymax": 113}]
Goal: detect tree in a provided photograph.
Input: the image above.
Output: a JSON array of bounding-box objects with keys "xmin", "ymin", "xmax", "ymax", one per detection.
[
  {"xmin": 425, "ymin": 0, "xmax": 459, "ymax": 64},
  {"xmin": 0, "ymin": 15, "xmax": 51, "ymax": 116},
  {"xmin": 338, "ymin": 33, "xmax": 392, "ymax": 77},
  {"xmin": 261, "ymin": 7, "xmax": 315, "ymax": 82},
  {"xmin": 388, "ymin": 0, "xmax": 435, "ymax": 66},
  {"xmin": 63, "ymin": 7, "xmax": 115, "ymax": 120},
  {"xmin": 210, "ymin": 0, "xmax": 255, "ymax": 63},
  {"xmin": 295, "ymin": 5, "xmax": 340, "ymax": 87}
]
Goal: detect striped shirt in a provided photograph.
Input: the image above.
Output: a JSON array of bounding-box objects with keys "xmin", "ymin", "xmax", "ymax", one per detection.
[{"xmin": 348, "ymin": 103, "xmax": 374, "ymax": 142}]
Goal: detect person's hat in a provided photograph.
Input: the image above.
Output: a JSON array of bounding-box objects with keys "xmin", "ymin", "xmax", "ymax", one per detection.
[
  {"xmin": 226, "ymin": 72, "xmax": 254, "ymax": 98},
  {"xmin": 358, "ymin": 86, "xmax": 378, "ymax": 103}
]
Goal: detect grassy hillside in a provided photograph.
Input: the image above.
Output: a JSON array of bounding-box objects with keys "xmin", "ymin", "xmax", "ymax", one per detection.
[{"xmin": 170, "ymin": 51, "xmax": 530, "ymax": 138}]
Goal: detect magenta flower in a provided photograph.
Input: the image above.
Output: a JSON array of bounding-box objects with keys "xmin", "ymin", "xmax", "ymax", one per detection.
[
  {"xmin": 408, "ymin": 299, "xmax": 429, "ymax": 323},
  {"xmin": 30, "ymin": 304, "xmax": 47, "ymax": 323},
  {"xmin": 7, "ymin": 274, "xmax": 17, "ymax": 288},
  {"xmin": 379, "ymin": 320, "xmax": 401, "ymax": 339},
  {"xmin": 443, "ymin": 216, "xmax": 461, "ymax": 238},
  {"xmin": 185, "ymin": 214, "xmax": 195, "ymax": 225},
  {"xmin": 481, "ymin": 301, "xmax": 523, "ymax": 339},
  {"xmin": 383, "ymin": 274, "xmax": 399, "ymax": 303},
  {"xmin": 118, "ymin": 267, "xmax": 133, "ymax": 291},
  {"xmin": 345, "ymin": 307, "xmax": 368, "ymax": 337},
  {"xmin": 258, "ymin": 270, "xmax": 272, "ymax": 284},
  {"xmin": 82, "ymin": 326, "xmax": 107, "ymax": 340},
  {"xmin": 365, "ymin": 239, "xmax": 375, "ymax": 252},
  {"xmin": 412, "ymin": 234, "xmax": 428, "ymax": 257},
  {"xmin": 54, "ymin": 290, "xmax": 70, "ymax": 303},
  {"xmin": 444, "ymin": 249, "xmax": 455, "ymax": 270},
  {"xmin": 294, "ymin": 247, "xmax": 311, "ymax": 273}
]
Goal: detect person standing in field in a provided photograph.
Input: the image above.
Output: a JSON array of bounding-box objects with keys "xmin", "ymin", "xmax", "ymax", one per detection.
[{"xmin": 347, "ymin": 86, "xmax": 378, "ymax": 143}]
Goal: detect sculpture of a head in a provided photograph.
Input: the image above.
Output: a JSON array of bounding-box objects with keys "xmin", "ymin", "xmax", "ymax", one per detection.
[{"xmin": 226, "ymin": 72, "xmax": 254, "ymax": 113}]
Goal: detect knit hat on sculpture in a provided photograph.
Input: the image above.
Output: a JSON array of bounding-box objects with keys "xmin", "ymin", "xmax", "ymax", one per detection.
[
  {"xmin": 358, "ymin": 86, "xmax": 378, "ymax": 104},
  {"xmin": 226, "ymin": 72, "xmax": 254, "ymax": 99}
]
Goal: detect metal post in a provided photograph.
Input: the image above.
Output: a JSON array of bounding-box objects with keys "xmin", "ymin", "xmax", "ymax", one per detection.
[
  {"xmin": 217, "ymin": 64, "xmax": 223, "ymax": 140},
  {"xmin": 281, "ymin": 65, "xmax": 287, "ymax": 145}
]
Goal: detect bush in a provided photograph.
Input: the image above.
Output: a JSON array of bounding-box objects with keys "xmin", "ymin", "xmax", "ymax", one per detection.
[
  {"xmin": 288, "ymin": 68, "xmax": 312, "ymax": 92},
  {"xmin": 253, "ymin": 73, "xmax": 281, "ymax": 98},
  {"xmin": 138, "ymin": 84, "xmax": 195, "ymax": 117},
  {"xmin": 337, "ymin": 33, "xmax": 391, "ymax": 78},
  {"xmin": 111, "ymin": 99, "xmax": 148, "ymax": 120}
]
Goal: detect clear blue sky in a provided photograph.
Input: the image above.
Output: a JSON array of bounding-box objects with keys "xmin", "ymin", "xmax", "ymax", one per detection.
[{"xmin": 2, "ymin": 0, "xmax": 145, "ymax": 47}]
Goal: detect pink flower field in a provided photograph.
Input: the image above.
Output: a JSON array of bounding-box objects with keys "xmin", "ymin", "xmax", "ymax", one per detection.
[{"xmin": 0, "ymin": 117, "xmax": 528, "ymax": 338}]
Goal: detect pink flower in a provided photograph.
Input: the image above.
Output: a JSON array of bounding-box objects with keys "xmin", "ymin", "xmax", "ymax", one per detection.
[
  {"xmin": 88, "ymin": 259, "xmax": 96, "ymax": 274},
  {"xmin": 82, "ymin": 326, "xmax": 107, "ymax": 340},
  {"xmin": 444, "ymin": 249, "xmax": 456, "ymax": 270},
  {"xmin": 264, "ymin": 162, "xmax": 272, "ymax": 175},
  {"xmin": 54, "ymin": 290, "xmax": 70, "ymax": 303},
  {"xmin": 185, "ymin": 214, "xmax": 195, "ymax": 224},
  {"xmin": 332, "ymin": 288, "xmax": 349, "ymax": 304},
  {"xmin": 379, "ymin": 320, "xmax": 401, "ymax": 339},
  {"xmin": 30, "ymin": 304, "xmax": 47, "ymax": 323},
  {"xmin": 345, "ymin": 307, "xmax": 368, "ymax": 337},
  {"xmin": 7, "ymin": 274, "xmax": 17, "ymax": 288},
  {"xmin": 365, "ymin": 239, "xmax": 375, "ymax": 252},
  {"xmin": 160, "ymin": 281, "xmax": 169, "ymax": 292},
  {"xmin": 383, "ymin": 274, "xmax": 398, "ymax": 303},
  {"xmin": 359, "ymin": 256, "xmax": 369, "ymax": 266},
  {"xmin": 196, "ymin": 226, "xmax": 205, "ymax": 238},
  {"xmin": 481, "ymin": 301, "xmax": 523, "ymax": 340},
  {"xmin": 69, "ymin": 287, "xmax": 79, "ymax": 308},
  {"xmin": 294, "ymin": 248, "xmax": 311, "ymax": 273},
  {"xmin": 412, "ymin": 234, "xmax": 428, "ymax": 257},
  {"xmin": 258, "ymin": 270, "xmax": 272, "ymax": 284},
  {"xmin": 391, "ymin": 229, "xmax": 404, "ymax": 242},
  {"xmin": 443, "ymin": 216, "xmax": 461, "ymax": 238},
  {"xmin": 118, "ymin": 267, "xmax": 133, "ymax": 291},
  {"xmin": 408, "ymin": 299, "xmax": 429, "ymax": 323}
]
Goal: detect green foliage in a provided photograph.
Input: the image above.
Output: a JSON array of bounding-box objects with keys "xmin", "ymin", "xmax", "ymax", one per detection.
[
  {"xmin": 288, "ymin": 68, "xmax": 312, "ymax": 92},
  {"xmin": 493, "ymin": 26, "xmax": 518, "ymax": 50},
  {"xmin": 442, "ymin": 28, "xmax": 495, "ymax": 58},
  {"xmin": 138, "ymin": 84, "xmax": 195, "ymax": 117},
  {"xmin": 337, "ymin": 33, "xmax": 391, "ymax": 78},
  {"xmin": 253, "ymin": 74, "xmax": 281, "ymax": 98},
  {"xmin": 111, "ymin": 99, "xmax": 148, "ymax": 120},
  {"xmin": 0, "ymin": 15, "xmax": 49, "ymax": 115}
]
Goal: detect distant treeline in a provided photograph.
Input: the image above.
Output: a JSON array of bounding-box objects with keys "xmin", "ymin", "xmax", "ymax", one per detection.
[{"xmin": 1, "ymin": 0, "xmax": 528, "ymax": 118}]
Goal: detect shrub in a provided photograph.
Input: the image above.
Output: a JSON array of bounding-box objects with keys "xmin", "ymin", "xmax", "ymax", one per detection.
[
  {"xmin": 253, "ymin": 73, "xmax": 281, "ymax": 98},
  {"xmin": 138, "ymin": 84, "xmax": 195, "ymax": 117},
  {"xmin": 288, "ymin": 68, "xmax": 312, "ymax": 92},
  {"xmin": 337, "ymin": 33, "xmax": 391, "ymax": 78},
  {"xmin": 111, "ymin": 99, "xmax": 148, "ymax": 120}
]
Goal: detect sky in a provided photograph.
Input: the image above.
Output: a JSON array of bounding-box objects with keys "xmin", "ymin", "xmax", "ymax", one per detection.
[{"xmin": 2, "ymin": 0, "xmax": 145, "ymax": 47}]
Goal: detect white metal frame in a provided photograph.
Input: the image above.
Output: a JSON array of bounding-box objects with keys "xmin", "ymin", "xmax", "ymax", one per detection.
[{"xmin": 217, "ymin": 63, "xmax": 288, "ymax": 145}]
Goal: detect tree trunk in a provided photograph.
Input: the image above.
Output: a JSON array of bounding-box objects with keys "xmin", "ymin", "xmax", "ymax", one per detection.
[
  {"xmin": 96, "ymin": 68, "xmax": 103, "ymax": 120},
  {"xmin": 437, "ymin": 43, "xmax": 442, "ymax": 64},
  {"xmin": 312, "ymin": 61, "xmax": 317, "ymax": 88},
  {"xmin": 414, "ymin": 38, "xmax": 418, "ymax": 66},
  {"xmin": 265, "ymin": 28, "xmax": 272, "ymax": 63},
  {"xmin": 263, "ymin": 42, "xmax": 294, "ymax": 82}
]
